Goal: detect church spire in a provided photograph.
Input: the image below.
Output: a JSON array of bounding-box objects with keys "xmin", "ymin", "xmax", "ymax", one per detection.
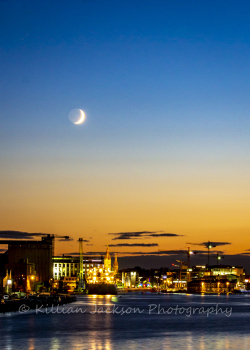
[
  {"xmin": 113, "ymin": 253, "xmax": 118, "ymax": 274},
  {"xmin": 105, "ymin": 245, "xmax": 110, "ymax": 260},
  {"xmin": 104, "ymin": 245, "xmax": 111, "ymax": 271}
]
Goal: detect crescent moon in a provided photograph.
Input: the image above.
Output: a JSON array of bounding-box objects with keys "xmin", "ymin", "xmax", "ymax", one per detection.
[{"xmin": 74, "ymin": 109, "xmax": 85, "ymax": 124}]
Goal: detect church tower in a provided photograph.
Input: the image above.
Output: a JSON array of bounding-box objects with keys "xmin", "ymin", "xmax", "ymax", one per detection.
[
  {"xmin": 104, "ymin": 245, "xmax": 111, "ymax": 271},
  {"xmin": 113, "ymin": 253, "xmax": 118, "ymax": 274}
]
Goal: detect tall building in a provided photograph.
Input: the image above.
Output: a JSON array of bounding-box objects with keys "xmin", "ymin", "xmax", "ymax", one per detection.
[
  {"xmin": 2, "ymin": 235, "xmax": 54, "ymax": 283},
  {"xmin": 0, "ymin": 252, "xmax": 8, "ymax": 293},
  {"xmin": 104, "ymin": 245, "xmax": 111, "ymax": 271},
  {"xmin": 113, "ymin": 253, "xmax": 118, "ymax": 274}
]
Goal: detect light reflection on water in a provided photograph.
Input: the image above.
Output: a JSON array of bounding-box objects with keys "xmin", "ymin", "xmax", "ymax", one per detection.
[
  {"xmin": 76, "ymin": 294, "xmax": 114, "ymax": 307},
  {"xmin": 0, "ymin": 294, "xmax": 250, "ymax": 349}
]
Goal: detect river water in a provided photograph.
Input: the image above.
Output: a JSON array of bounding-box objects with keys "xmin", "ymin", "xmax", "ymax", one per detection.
[{"xmin": 0, "ymin": 293, "xmax": 250, "ymax": 349}]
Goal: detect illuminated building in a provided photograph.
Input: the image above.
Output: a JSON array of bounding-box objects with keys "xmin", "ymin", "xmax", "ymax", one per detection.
[
  {"xmin": 187, "ymin": 277, "xmax": 236, "ymax": 293},
  {"xmin": 209, "ymin": 266, "xmax": 244, "ymax": 282},
  {"xmin": 104, "ymin": 245, "xmax": 111, "ymax": 271},
  {"xmin": 53, "ymin": 256, "xmax": 104, "ymax": 291},
  {"xmin": 85, "ymin": 247, "xmax": 119, "ymax": 286},
  {"xmin": 53, "ymin": 246, "xmax": 119, "ymax": 291},
  {"xmin": 122, "ymin": 269, "xmax": 139, "ymax": 288},
  {"xmin": 53, "ymin": 256, "xmax": 104, "ymax": 279},
  {"xmin": 189, "ymin": 265, "xmax": 245, "ymax": 282},
  {"xmin": 87, "ymin": 249, "xmax": 118, "ymax": 285}
]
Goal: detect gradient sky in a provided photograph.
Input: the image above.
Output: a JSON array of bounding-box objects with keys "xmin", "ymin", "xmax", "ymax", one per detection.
[{"xmin": 1, "ymin": 0, "xmax": 250, "ymax": 265}]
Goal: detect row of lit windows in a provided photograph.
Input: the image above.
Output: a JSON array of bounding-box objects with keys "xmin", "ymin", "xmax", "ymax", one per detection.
[
  {"xmin": 54, "ymin": 268, "xmax": 90, "ymax": 273},
  {"xmin": 54, "ymin": 274, "xmax": 89, "ymax": 278},
  {"xmin": 54, "ymin": 263, "xmax": 96, "ymax": 267}
]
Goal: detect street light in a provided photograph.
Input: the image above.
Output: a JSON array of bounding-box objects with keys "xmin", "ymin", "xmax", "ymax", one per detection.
[
  {"xmin": 187, "ymin": 247, "xmax": 197, "ymax": 268},
  {"xmin": 155, "ymin": 276, "xmax": 159, "ymax": 291},
  {"xmin": 205, "ymin": 241, "xmax": 216, "ymax": 265}
]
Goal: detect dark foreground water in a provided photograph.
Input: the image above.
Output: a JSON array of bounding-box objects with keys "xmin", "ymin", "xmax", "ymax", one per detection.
[{"xmin": 0, "ymin": 293, "xmax": 250, "ymax": 349}]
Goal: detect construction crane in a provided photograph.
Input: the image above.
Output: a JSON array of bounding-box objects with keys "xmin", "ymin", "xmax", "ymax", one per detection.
[
  {"xmin": 157, "ymin": 247, "xmax": 196, "ymax": 268},
  {"xmin": 78, "ymin": 238, "xmax": 85, "ymax": 291},
  {"xmin": 187, "ymin": 240, "xmax": 216, "ymax": 265}
]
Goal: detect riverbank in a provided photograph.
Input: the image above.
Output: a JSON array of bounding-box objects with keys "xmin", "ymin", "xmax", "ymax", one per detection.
[{"xmin": 0, "ymin": 294, "xmax": 76, "ymax": 313}]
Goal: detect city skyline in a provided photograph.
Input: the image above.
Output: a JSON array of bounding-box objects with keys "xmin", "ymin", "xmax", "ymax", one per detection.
[
  {"xmin": 1, "ymin": 230, "xmax": 250, "ymax": 271},
  {"xmin": 1, "ymin": 1, "xmax": 250, "ymax": 268}
]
